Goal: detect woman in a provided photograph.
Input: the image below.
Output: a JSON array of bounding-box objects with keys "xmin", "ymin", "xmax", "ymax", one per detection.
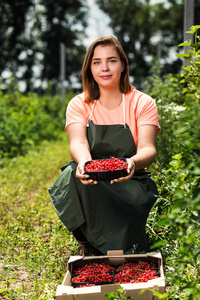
[{"xmin": 49, "ymin": 36, "xmax": 160, "ymax": 256}]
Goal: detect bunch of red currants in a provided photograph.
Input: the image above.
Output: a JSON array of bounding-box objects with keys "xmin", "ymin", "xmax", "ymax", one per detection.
[
  {"xmin": 114, "ymin": 261, "xmax": 157, "ymax": 284},
  {"xmin": 71, "ymin": 261, "xmax": 158, "ymax": 286},
  {"xmin": 85, "ymin": 157, "xmax": 127, "ymax": 172}
]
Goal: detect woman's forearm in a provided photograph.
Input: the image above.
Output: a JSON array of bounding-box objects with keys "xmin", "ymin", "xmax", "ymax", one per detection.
[
  {"xmin": 67, "ymin": 124, "xmax": 92, "ymax": 164},
  {"xmin": 130, "ymin": 125, "xmax": 157, "ymax": 170},
  {"xmin": 130, "ymin": 146, "xmax": 157, "ymax": 170},
  {"xmin": 70, "ymin": 140, "xmax": 92, "ymax": 164}
]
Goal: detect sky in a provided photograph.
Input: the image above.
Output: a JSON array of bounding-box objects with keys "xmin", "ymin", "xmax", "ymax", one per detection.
[{"xmin": 84, "ymin": 0, "xmax": 113, "ymax": 48}]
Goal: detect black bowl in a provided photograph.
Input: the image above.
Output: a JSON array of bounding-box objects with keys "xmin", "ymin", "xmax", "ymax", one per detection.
[{"xmin": 84, "ymin": 158, "xmax": 128, "ymax": 181}]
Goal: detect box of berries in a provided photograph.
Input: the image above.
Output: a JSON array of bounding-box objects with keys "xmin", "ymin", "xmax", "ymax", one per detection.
[
  {"xmin": 56, "ymin": 251, "xmax": 166, "ymax": 300},
  {"xmin": 84, "ymin": 157, "xmax": 128, "ymax": 181}
]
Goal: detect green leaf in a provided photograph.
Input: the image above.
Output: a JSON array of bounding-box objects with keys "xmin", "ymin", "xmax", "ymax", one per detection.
[
  {"xmin": 187, "ymin": 25, "xmax": 200, "ymax": 34},
  {"xmin": 104, "ymin": 292, "xmax": 118, "ymax": 299},
  {"xmin": 155, "ymin": 219, "xmax": 169, "ymax": 226},
  {"xmin": 183, "ymin": 65, "xmax": 193, "ymax": 72},
  {"xmin": 172, "ymin": 153, "xmax": 182, "ymax": 160},
  {"xmin": 188, "ymin": 50, "xmax": 195, "ymax": 54},
  {"xmin": 176, "ymin": 53, "xmax": 192, "ymax": 60},
  {"xmin": 192, "ymin": 211, "xmax": 198, "ymax": 217},
  {"xmin": 190, "ymin": 43, "xmax": 200, "ymax": 50},
  {"xmin": 150, "ymin": 240, "xmax": 167, "ymax": 249},
  {"xmin": 179, "ymin": 79, "xmax": 187, "ymax": 84},
  {"xmin": 182, "ymin": 87, "xmax": 189, "ymax": 94},
  {"xmin": 178, "ymin": 40, "xmax": 191, "ymax": 47},
  {"xmin": 187, "ymin": 29, "xmax": 197, "ymax": 35}
]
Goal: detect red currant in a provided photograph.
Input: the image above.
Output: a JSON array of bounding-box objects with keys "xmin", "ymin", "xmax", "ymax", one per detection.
[{"xmin": 85, "ymin": 157, "xmax": 127, "ymax": 172}]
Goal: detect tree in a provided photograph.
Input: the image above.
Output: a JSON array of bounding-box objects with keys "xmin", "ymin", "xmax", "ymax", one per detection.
[
  {"xmin": 0, "ymin": 0, "xmax": 87, "ymax": 93},
  {"xmin": 95, "ymin": 0, "xmax": 195, "ymax": 87},
  {"xmin": 39, "ymin": 0, "xmax": 87, "ymax": 88},
  {"xmin": 0, "ymin": 0, "xmax": 33, "ymax": 83}
]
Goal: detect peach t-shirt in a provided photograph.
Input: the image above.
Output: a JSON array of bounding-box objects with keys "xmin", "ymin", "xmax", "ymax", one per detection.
[{"xmin": 65, "ymin": 89, "xmax": 160, "ymax": 146}]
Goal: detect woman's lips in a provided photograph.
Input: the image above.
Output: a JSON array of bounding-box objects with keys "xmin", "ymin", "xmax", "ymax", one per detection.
[{"xmin": 100, "ymin": 75, "xmax": 112, "ymax": 79}]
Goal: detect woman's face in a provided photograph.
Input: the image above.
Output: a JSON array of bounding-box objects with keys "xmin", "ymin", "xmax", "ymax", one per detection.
[{"xmin": 90, "ymin": 45, "xmax": 124, "ymax": 90}]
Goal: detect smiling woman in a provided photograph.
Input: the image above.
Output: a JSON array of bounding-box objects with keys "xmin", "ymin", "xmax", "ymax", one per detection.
[
  {"xmin": 82, "ymin": 37, "xmax": 131, "ymax": 102},
  {"xmin": 49, "ymin": 36, "xmax": 160, "ymax": 256},
  {"xmin": 90, "ymin": 45, "xmax": 124, "ymax": 100}
]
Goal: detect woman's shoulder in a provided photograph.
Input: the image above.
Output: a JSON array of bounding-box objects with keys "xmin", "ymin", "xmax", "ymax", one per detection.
[
  {"xmin": 69, "ymin": 92, "xmax": 85, "ymax": 105},
  {"xmin": 70, "ymin": 92, "xmax": 95, "ymax": 105},
  {"xmin": 67, "ymin": 92, "xmax": 93, "ymax": 118},
  {"xmin": 127, "ymin": 88, "xmax": 153, "ymax": 100},
  {"xmin": 126, "ymin": 88, "xmax": 156, "ymax": 108}
]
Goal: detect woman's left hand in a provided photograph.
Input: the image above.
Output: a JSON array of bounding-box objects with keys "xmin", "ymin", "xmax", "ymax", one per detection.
[
  {"xmin": 110, "ymin": 158, "xmax": 135, "ymax": 184},
  {"xmin": 76, "ymin": 161, "xmax": 98, "ymax": 185}
]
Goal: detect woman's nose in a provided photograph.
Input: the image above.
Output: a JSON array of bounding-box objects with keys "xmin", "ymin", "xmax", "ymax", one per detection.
[{"xmin": 102, "ymin": 62, "xmax": 109, "ymax": 71}]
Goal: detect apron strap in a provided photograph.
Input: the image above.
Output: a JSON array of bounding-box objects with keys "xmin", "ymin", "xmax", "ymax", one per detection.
[
  {"xmin": 87, "ymin": 100, "xmax": 96, "ymax": 127},
  {"xmin": 122, "ymin": 94, "xmax": 126, "ymax": 128}
]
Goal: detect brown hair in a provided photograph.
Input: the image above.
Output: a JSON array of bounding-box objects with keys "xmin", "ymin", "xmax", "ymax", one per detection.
[{"xmin": 82, "ymin": 36, "xmax": 132, "ymax": 102}]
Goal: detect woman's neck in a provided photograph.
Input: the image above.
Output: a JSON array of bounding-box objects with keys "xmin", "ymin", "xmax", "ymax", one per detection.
[{"xmin": 98, "ymin": 89, "xmax": 122, "ymax": 109}]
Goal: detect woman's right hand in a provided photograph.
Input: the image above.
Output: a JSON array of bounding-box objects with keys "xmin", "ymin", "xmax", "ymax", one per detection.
[{"xmin": 76, "ymin": 162, "xmax": 98, "ymax": 185}]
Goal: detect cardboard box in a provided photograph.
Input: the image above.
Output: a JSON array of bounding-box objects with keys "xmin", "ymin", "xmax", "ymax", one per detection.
[{"xmin": 56, "ymin": 251, "xmax": 165, "ymax": 300}]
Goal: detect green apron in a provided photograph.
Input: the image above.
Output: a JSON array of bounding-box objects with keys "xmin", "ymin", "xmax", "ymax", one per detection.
[{"xmin": 49, "ymin": 96, "xmax": 158, "ymax": 254}]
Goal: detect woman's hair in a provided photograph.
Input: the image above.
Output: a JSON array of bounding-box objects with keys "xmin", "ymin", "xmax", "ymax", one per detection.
[{"xmin": 82, "ymin": 36, "xmax": 132, "ymax": 102}]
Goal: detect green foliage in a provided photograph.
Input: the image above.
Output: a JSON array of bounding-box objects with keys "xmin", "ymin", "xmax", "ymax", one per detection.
[
  {"xmin": 176, "ymin": 25, "xmax": 200, "ymax": 108},
  {"xmin": 143, "ymin": 68, "xmax": 186, "ymax": 166},
  {"xmin": 152, "ymin": 151, "xmax": 200, "ymax": 300},
  {"xmin": 144, "ymin": 27, "xmax": 200, "ymax": 300},
  {"xmin": 104, "ymin": 286, "xmax": 133, "ymax": 300},
  {"xmin": 0, "ymin": 88, "xmax": 72, "ymax": 162}
]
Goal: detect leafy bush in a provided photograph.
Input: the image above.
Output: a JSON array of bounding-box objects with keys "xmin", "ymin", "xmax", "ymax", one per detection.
[
  {"xmin": 145, "ymin": 26, "xmax": 200, "ymax": 300},
  {"xmin": 0, "ymin": 87, "xmax": 74, "ymax": 162},
  {"xmin": 176, "ymin": 25, "xmax": 200, "ymax": 109},
  {"xmin": 143, "ymin": 68, "xmax": 186, "ymax": 166}
]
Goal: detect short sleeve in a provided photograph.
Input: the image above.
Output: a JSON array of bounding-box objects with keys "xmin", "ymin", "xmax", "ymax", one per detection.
[
  {"xmin": 136, "ymin": 94, "xmax": 161, "ymax": 131},
  {"xmin": 65, "ymin": 94, "xmax": 89, "ymax": 131}
]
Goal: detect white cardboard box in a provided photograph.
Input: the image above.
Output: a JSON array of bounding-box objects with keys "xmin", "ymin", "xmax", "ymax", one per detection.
[{"xmin": 56, "ymin": 251, "xmax": 166, "ymax": 300}]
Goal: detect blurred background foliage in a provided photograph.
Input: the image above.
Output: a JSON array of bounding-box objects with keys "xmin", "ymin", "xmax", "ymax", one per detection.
[
  {"xmin": 0, "ymin": 0, "xmax": 200, "ymax": 93},
  {"xmin": 0, "ymin": 0, "xmax": 87, "ymax": 93}
]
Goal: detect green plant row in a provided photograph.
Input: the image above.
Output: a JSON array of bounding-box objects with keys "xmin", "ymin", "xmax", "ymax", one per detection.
[
  {"xmin": 0, "ymin": 83, "xmax": 74, "ymax": 162},
  {"xmin": 144, "ymin": 26, "xmax": 200, "ymax": 300},
  {"xmin": 0, "ymin": 139, "xmax": 79, "ymax": 300}
]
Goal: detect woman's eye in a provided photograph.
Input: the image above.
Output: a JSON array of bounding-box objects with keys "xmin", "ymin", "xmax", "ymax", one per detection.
[
  {"xmin": 93, "ymin": 61, "xmax": 100, "ymax": 65},
  {"xmin": 108, "ymin": 60, "xmax": 116, "ymax": 63}
]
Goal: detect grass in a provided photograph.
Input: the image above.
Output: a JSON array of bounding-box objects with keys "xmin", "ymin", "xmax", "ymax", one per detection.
[{"xmin": 0, "ymin": 136, "xmax": 79, "ymax": 300}]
